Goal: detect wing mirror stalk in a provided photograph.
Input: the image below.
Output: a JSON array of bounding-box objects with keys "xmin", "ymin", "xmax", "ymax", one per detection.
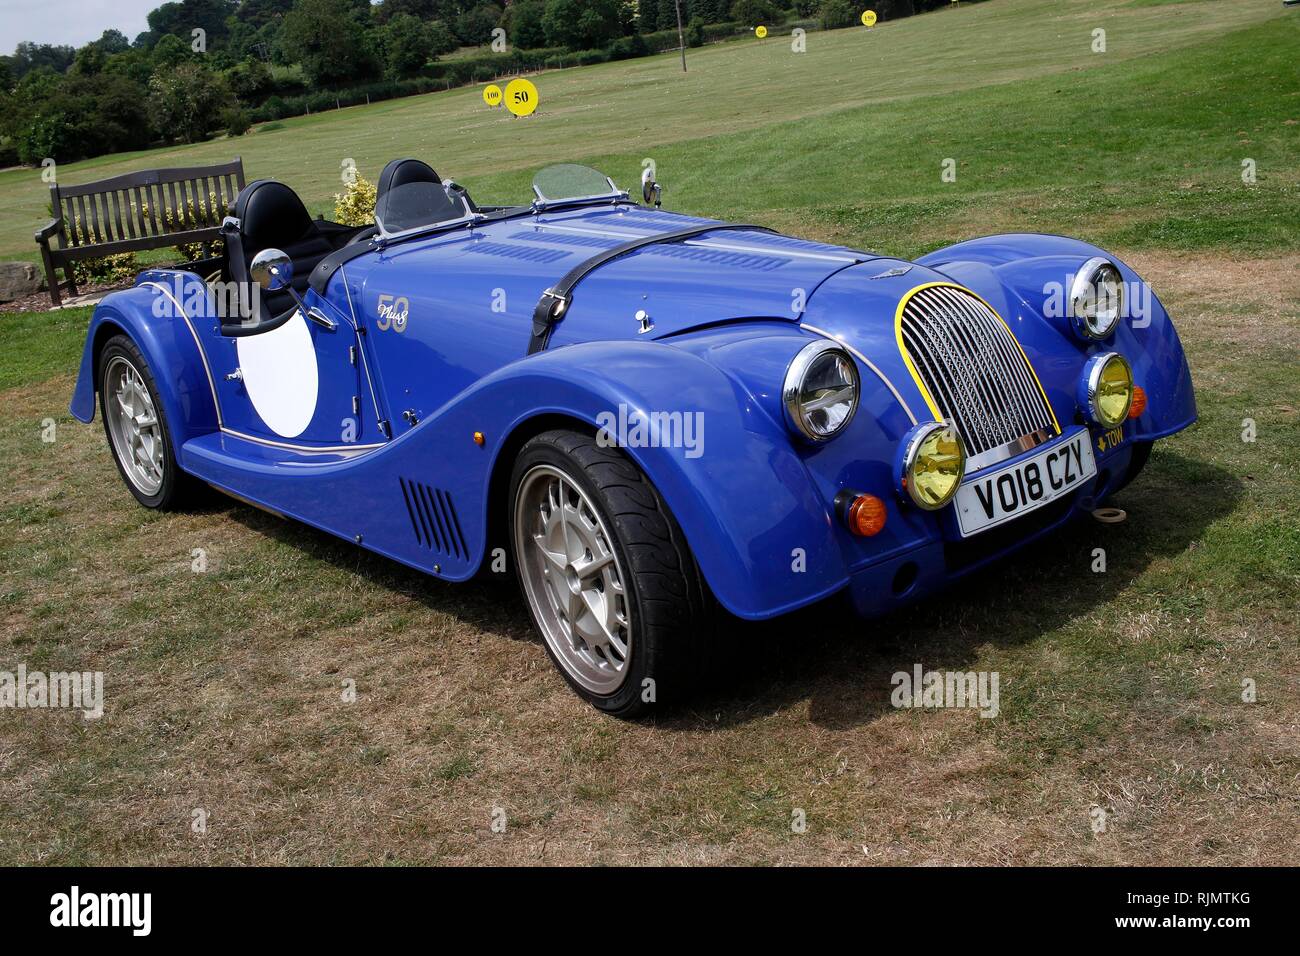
[
  {"xmin": 641, "ymin": 168, "xmax": 663, "ymax": 209},
  {"xmin": 250, "ymin": 249, "xmax": 336, "ymax": 330}
]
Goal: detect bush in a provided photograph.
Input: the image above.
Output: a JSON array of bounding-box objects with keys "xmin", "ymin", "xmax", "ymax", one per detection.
[
  {"xmin": 818, "ymin": 0, "xmax": 857, "ymax": 29},
  {"xmin": 687, "ymin": 17, "xmax": 707, "ymax": 48},
  {"xmin": 730, "ymin": 0, "xmax": 779, "ymax": 25},
  {"xmin": 74, "ymin": 252, "xmax": 140, "ymax": 286},
  {"xmin": 136, "ymin": 193, "xmax": 227, "ymax": 261},
  {"xmin": 222, "ymin": 107, "xmax": 252, "ymax": 137},
  {"xmin": 334, "ymin": 174, "xmax": 377, "ymax": 226},
  {"xmin": 148, "ymin": 63, "xmax": 228, "ymax": 144}
]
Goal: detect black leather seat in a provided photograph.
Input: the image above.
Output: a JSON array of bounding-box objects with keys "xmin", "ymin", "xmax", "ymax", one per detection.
[{"xmin": 232, "ymin": 180, "xmax": 333, "ymax": 299}]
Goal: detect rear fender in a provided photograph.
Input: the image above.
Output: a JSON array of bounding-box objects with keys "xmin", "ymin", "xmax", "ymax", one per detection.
[{"xmin": 69, "ymin": 272, "xmax": 221, "ymax": 448}]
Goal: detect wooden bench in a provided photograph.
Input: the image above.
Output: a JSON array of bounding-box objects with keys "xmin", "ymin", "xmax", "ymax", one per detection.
[{"xmin": 34, "ymin": 158, "xmax": 246, "ymax": 306}]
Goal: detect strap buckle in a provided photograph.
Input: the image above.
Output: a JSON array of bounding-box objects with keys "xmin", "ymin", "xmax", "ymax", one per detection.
[{"xmin": 540, "ymin": 288, "xmax": 570, "ymax": 316}]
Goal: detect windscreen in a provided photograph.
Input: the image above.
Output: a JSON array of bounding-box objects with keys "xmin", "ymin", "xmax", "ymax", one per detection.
[
  {"xmin": 375, "ymin": 181, "xmax": 473, "ymax": 237},
  {"xmin": 531, "ymin": 164, "xmax": 621, "ymax": 203}
]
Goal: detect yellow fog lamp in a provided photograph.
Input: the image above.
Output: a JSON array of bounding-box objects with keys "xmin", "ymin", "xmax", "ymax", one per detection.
[
  {"xmin": 1080, "ymin": 352, "xmax": 1133, "ymax": 428},
  {"xmin": 897, "ymin": 421, "xmax": 966, "ymax": 510}
]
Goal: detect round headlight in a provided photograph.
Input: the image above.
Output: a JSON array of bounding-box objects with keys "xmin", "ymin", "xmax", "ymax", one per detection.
[
  {"xmin": 1068, "ymin": 257, "xmax": 1124, "ymax": 340},
  {"xmin": 783, "ymin": 341, "xmax": 859, "ymax": 441},
  {"xmin": 1081, "ymin": 352, "xmax": 1133, "ymax": 428},
  {"xmin": 898, "ymin": 421, "xmax": 966, "ymax": 510}
]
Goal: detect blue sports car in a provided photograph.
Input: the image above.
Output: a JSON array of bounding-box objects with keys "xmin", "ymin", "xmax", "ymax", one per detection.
[{"xmin": 70, "ymin": 161, "xmax": 1196, "ymax": 716}]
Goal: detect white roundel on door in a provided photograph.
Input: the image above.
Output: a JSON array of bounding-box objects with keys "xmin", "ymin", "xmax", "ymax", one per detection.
[{"xmin": 235, "ymin": 310, "xmax": 319, "ymax": 438}]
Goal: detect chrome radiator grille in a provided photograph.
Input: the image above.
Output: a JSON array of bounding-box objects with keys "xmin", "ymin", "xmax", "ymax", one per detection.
[{"xmin": 898, "ymin": 285, "xmax": 1058, "ymax": 465}]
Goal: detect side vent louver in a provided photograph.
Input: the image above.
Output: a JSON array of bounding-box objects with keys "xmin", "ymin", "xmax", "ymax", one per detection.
[{"xmin": 399, "ymin": 478, "xmax": 468, "ymax": 559}]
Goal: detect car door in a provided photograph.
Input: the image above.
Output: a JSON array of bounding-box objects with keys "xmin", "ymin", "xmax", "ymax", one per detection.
[{"xmin": 215, "ymin": 287, "xmax": 375, "ymax": 449}]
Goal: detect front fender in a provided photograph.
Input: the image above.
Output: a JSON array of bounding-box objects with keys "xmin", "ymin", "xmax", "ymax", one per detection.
[
  {"xmin": 919, "ymin": 234, "xmax": 1197, "ymax": 440},
  {"xmin": 471, "ymin": 339, "xmax": 848, "ymax": 620},
  {"xmin": 69, "ymin": 271, "xmax": 221, "ymax": 449}
]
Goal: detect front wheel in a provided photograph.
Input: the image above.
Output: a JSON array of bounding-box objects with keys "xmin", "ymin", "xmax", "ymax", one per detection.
[
  {"xmin": 98, "ymin": 334, "xmax": 198, "ymax": 510},
  {"xmin": 509, "ymin": 430, "xmax": 711, "ymax": 717}
]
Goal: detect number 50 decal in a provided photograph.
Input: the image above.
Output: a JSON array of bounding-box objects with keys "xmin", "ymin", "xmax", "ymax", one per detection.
[{"xmin": 376, "ymin": 294, "xmax": 410, "ymax": 332}]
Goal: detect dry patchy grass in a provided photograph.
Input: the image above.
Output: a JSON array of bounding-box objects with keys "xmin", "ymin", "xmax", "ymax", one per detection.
[{"xmin": 0, "ymin": 252, "xmax": 1296, "ymax": 865}]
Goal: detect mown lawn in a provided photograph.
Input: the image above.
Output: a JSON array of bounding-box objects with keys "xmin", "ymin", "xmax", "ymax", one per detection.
[
  {"xmin": 0, "ymin": 0, "xmax": 1295, "ymax": 865},
  {"xmin": 0, "ymin": 0, "xmax": 1282, "ymax": 260}
]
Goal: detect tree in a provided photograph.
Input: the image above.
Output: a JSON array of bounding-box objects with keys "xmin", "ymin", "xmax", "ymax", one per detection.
[
  {"xmin": 278, "ymin": 0, "xmax": 378, "ymax": 86},
  {"xmin": 234, "ymin": 0, "xmax": 295, "ymax": 28},
  {"xmin": 453, "ymin": 3, "xmax": 503, "ymax": 47},
  {"xmin": 371, "ymin": 0, "xmax": 438, "ymax": 24},
  {"xmin": 151, "ymin": 34, "xmax": 195, "ymax": 69},
  {"xmin": 505, "ymin": 0, "xmax": 548, "ymax": 50},
  {"xmin": 542, "ymin": 0, "xmax": 622, "ymax": 50},
  {"xmin": 148, "ymin": 62, "xmax": 228, "ymax": 143},
  {"xmin": 427, "ymin": 20, "xmax": 459, "ymax": 57},
  {"xmin": 817, "ymin": 0, "xmax": 856, "ymax": 29},
  {"xmin": 7, "ymin": 42, "xmax": 76, "ymax": 80},
  {"xmin": 72, "ymin": 45, "xmax": 108, "ymax": 76},
  {"xmin": 96, "ymin": 30, "xmax": 132, "ymax": 56},
  {"xmin": 730, "ymin": 0, "xmax": 776, "ymax": 25},
  {"xmin": 376, "ymin": 14, "xmax": 432, "ymax": 79},
  {"xmin": 148, "ymin": 0, "xmax": 240, "ymax": 45},
  {"xmin": 105, "ymin": 49, "xmax": 156, "ymax": 87},
  {"xmin": 225, "ymin": 57, "xmax": 273, "ymax": 102},
  {"xmin": 13, "ymin": 73, "xmax": 152, "ymax": 163}
]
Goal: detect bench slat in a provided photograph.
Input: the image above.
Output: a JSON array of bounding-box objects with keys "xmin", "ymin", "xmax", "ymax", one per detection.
[
  {"xmin": 110, "ymin": 190, "xmax": 125, "ymax": 241},
  {"xmin": 53, "ymin": 159, "xmax": 246, "ymax": 199},
  {"xmin": 52, "ymin": 228, "xmax": 225, "ymax": 261},
  {"xmin": 35, "ymin": 157, "xmax": 245, "ymax": 305},
  {"xmin": 74, "ymin": 195, "xmax": 89, "ymax": 246}
]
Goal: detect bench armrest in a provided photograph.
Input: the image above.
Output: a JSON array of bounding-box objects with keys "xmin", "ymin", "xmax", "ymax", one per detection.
[{"xmin": 35, "ymin": 218, "xmax": 62, "ymax": 244}]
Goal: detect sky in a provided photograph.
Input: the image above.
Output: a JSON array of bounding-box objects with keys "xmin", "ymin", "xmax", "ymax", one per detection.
[{"xmin": 1, "ymin": 0, "xmax": 187, "ymax": 51}]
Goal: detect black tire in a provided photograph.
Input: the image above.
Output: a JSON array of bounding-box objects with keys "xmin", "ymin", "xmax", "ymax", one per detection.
[
  {"xmin": 97, "ymin": 334, "xmax": 200, "ymax": 510},
  {"xmin": 509, "ymin": 429, "xmax": 712, "ymax": 718}
]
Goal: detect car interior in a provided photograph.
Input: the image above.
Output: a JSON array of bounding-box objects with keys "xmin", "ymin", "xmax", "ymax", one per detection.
[{"xmin": 219, "ymin": 159, "xmax": 453, "ymax": 333}]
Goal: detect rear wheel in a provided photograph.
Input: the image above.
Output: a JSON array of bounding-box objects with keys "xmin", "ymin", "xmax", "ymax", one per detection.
[
  {"xmin": 509, "ymin": 429, "xmax": 710, "ymax": 717},
  {"xmin": 98, "ymin": 334, "xmax": 198, "ymax": 510}
]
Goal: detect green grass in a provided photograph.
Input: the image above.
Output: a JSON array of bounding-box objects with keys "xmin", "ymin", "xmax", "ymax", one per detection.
[
  {"xmin": 0, "ymin": 0, "xmax": 1296, "ymax": 866},
  {"xmin": 0, "ymin": 0, "xmax": 1285, "ymax": 263},
  {"xmin": 0, "ymin": 307, "xmax": 92, "ymax": 391}
]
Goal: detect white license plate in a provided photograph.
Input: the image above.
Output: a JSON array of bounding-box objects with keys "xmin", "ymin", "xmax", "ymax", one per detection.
[{"xmin": 955, "ymin": 430, "xmax": 1096, "ymax": 537}]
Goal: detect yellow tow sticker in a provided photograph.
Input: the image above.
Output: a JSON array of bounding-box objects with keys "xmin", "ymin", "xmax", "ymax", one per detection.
[
  {"xmin": 862, "ymin": 10, "xmax": 877, "ymax": 26},
  {"xmin": 483, "ymin": 84, "xmax": 502, "ymax": 108},
  {"xmin": 755, "ymin": 25, "xmax": 768, "ymax": 39},
  {"xmin": 1096, "ymin": 427, "xmax": 1125, "ymax": 453},
  {"xmin": 504, "ymin": 78, "xmax": 538, "ymax": 117}
]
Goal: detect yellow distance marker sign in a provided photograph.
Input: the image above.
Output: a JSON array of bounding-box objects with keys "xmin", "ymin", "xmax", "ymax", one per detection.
[
  {"xmin": 504, "ymin": 78, "xmax": 538, "ymax": 117},
  {"xmin": 862, "ymin": 10, "xmax": 877, "ymax": 26},
  {"xmin": 755, "ymin": 25, "xmax": 768, "ymax": 39},
  {"xmin": 483, "ymin": 84, "xmax": 502, "ymax": 108}
]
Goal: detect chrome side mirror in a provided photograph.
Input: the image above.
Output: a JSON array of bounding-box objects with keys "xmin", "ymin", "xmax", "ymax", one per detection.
[
  {"xmin": 641, "ymin": 167, "xmax": 662, "ymax": 208},
  {"xmin": 251, "ymin": 249, "xmax": 293, "ymax": 292}
]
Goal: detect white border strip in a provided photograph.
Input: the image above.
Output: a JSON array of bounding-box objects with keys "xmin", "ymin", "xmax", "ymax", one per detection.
[{"xmin": 801, "ymin": 322, "xmax": 919, "ymax": 427}]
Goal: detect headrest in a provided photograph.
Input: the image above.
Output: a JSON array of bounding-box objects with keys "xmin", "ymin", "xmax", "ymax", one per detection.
[
  {"xmin": 234, "ymin": 180, "xmax": 317, "ymax": 250},
  {"xmin": 376, "ymin": 159, "xmax": 441, "ymax": 200}
]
